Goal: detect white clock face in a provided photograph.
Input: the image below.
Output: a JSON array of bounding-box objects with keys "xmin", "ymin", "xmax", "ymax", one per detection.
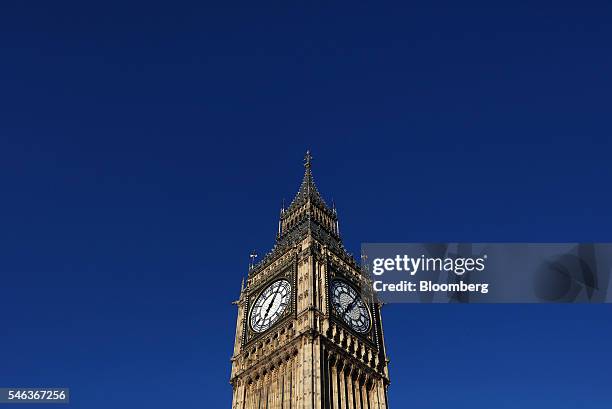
[
  {"xmin": 250, "ymin": 279, "xmax": 291, "ymax": 333},
  {"xmin": 330, "ymin": 280, "xmax": 371, "ymax": 333}
]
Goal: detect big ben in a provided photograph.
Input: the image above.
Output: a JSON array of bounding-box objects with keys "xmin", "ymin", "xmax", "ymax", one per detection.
[{"xmin": 230, "ymin": 152, "xmax": 390, "ymax": 409}]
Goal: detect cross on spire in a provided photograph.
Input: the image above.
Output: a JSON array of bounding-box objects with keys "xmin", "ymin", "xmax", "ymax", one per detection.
[
  {"xmin": 304, "ymin": 150, "xmax": 313, "ymax": 169},
  {"xmin": 287, "ymin": 150, "xmax": 326, "ymax": 209}
]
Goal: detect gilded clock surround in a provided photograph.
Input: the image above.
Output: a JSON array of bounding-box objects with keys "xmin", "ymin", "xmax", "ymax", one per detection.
[
  {"xmin": 244, "ymin": 265, "xmax": 297, "ymax": 344},
  {"xmin": 250, "ymin": 279, "xmax": 292, "ymax": 333},
  {"xmin": 330, "ymin": 278, "xmax": 371, "ymax": 334}
]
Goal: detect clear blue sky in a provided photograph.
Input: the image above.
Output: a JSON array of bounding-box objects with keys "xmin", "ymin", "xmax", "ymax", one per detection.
[{"xmin": 1, "ymin": 1, "xmax": 611, "ymax": 408}]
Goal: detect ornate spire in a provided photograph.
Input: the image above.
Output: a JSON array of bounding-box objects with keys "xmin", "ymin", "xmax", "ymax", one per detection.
[
  {"xmin": 249, "ymin": 150, "xmax": 347, "ymax": 275},
  {"xmin": 304, "ymin": 150, "xmax": 312, "ymax": 169},
  {"xmin": 286, "ymin": 150, "xmax": 329, "ymax": 212},
  {"xmin": 273, "ymin": 150, "xmax": 340, "ymax": 243}
]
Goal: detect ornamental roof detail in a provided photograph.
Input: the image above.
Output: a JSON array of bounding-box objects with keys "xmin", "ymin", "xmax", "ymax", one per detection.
[
  {"xmin": 283, "ymin": 150, "xmax": 335, "ymax": 217},
  {"xmin": 247, "ymin": 151, "xmax": 355, "ymax": 278}
]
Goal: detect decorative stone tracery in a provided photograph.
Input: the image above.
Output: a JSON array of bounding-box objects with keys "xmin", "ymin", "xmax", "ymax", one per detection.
[{"xmin": 230, "ymin": 152, "xmax": 390, "ymax": 409}]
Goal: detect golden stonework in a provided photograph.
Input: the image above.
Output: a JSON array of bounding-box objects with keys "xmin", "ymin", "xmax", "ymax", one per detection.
[{"xmin": 230, "ymin": 152, "xmax": 390, "ymax": 409}]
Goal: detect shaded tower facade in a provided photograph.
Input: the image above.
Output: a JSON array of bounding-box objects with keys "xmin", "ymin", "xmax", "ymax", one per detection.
[{"xmin": 230, "ymin": 152, "xmax": 390, "ymax": 409}]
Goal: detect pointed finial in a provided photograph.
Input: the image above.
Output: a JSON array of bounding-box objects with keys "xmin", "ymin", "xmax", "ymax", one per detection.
[
  {"xmin": 304, "ymin": 150, "xmax": 313, "ymax": 169},
  {"xmin": 249, "ymin": 251, "xmax": 258, "ymax": 270},
  {"xmin": 240, "ymin": 277, "xmax": 245, "ymax": 292}
]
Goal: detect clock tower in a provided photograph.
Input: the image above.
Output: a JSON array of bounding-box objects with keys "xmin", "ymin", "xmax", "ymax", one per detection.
[{"xmin": 230, "ymin": 152, "xmax": 390, "ymax": 409}]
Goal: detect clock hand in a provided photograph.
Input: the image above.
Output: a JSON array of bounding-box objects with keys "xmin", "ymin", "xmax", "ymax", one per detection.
[
  {"xmin": 341, "ymin": 297, "xmax": 358, "ymax": 316},
  {"xmin": 263, "ymin": 287, "xmax": 283, "ymax": 319}
]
